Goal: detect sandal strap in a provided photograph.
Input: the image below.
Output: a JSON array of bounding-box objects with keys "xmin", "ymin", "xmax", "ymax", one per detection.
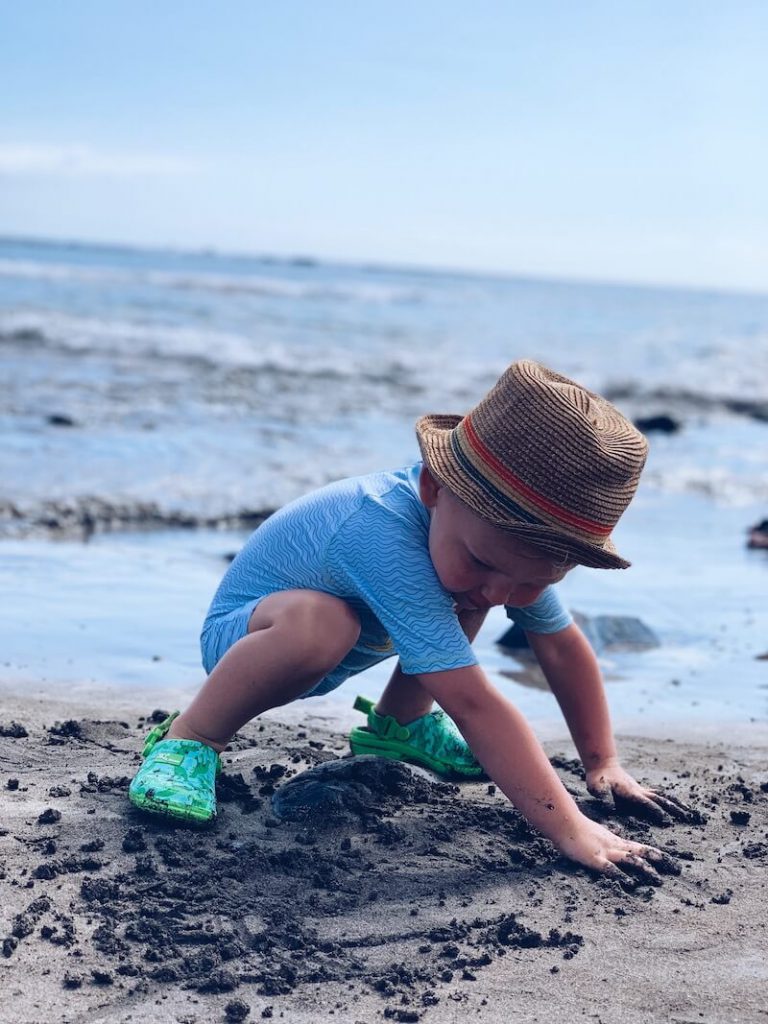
[
  {"xmin": 370, "ymin": 710, "xmax": 411, "ymax": 742},
  {"xmin": 353, "ymin": 694, "xmax": 411, "ymax": 742},
  {"xmin": 141, "ymin": 710, "xmax": 180, "ymax": 758}
]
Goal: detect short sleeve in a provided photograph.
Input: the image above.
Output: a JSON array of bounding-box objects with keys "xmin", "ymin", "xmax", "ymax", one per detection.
[
  {"xmin": 325, "ymin": 499, "xmax": 477, "ymax": 675},
  {"xmin": 505, "ymin": 586, "xmax": 572, "ymax": 634}
]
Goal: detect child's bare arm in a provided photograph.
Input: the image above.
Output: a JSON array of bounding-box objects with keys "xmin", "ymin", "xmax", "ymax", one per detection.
[
  {"xmin": 415, "ymin": 664, "xmax": 677, "ymax": 881},
  {"xmin": 376, "ymin": 607, "xmax": 489, "ymax": 722},
  {"xmin": 527, "ymin": 624, "xmax": 616, "ymax": 769},
  {"xmin": 527, "ymin": 625, "xmax": 693, "ymax": 823}
]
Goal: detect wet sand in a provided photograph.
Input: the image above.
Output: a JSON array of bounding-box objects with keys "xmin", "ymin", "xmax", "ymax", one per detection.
[{"xmin": 1, "ymin": 683, "xmax": 767, "ymax": 1024}]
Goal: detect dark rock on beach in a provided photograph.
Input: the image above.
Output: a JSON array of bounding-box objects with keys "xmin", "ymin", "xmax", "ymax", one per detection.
[
  {"xmin": 0, "ymin": 721, "xmax": 28, "ymax": 738},
  {"xmin": 225, "ymin": 998, "xmax": 252, "ymax": 1021},
  {"xmin": 37, "ymin": 808, "xmax": 62, "ymax": 825},
  {"xmin": 575, "ymin": 612, "xmax": 659, "ymax": 652},
  {"xmin": 634, "ymin": 414, "xmax": 681, "ymax": 434},
  {"xmin": 606, "ymin": 384, "xmax": 768, "ymax": 424},
  {"xmin": 730, "ymin": 809, "xmax": 751, "ymax": 825},
  {"xmin": 47, "ymin": 719, "xmax": 84, "ymax": 739},
  {"xmin": 498, "ymin": 612, "xmax": 659, "ymax": 654},
  {"xmin": 496, "ymin": 621, "xmax": 532, "ymax": 650},
  {"xmin": 746, "ymin": 519, "xmax": 768, "ymax": 549}
]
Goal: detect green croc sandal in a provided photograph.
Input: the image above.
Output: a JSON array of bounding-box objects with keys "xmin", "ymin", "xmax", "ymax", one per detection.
[
  {"xmin": 348, "ymin": 696, "xmax": 486, "ymax": 780},
  {"xmin": 128, "ymin": 711, "xmax": 221, "ymax": 826}
]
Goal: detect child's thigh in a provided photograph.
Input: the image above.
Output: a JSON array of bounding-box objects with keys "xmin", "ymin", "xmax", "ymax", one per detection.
[
  {"xmin": 246, "ymin": 589, "xmax": 361, "ymax": 651},
  {"xmin": 201, "ymin": 590, "xmax": 361, "ymax": 676}
]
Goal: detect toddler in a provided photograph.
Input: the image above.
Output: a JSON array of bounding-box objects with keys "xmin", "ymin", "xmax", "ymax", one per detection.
[{"xmin": 129, "ymin": 360, "xmax": 689, "ymax": 883}]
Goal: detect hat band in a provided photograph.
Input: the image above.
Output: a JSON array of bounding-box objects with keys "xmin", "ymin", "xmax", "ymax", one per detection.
[{"xmin": 452, "ymin": 414, "xmax": 613, "ymax": 542}]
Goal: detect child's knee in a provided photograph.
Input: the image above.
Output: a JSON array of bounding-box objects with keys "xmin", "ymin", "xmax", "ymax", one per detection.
[{"xmin": 294, "ymin": 592, "xmax": 361, "ymax": 653}]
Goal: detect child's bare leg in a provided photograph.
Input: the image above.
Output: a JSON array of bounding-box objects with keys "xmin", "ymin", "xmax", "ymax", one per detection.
[
  {"xmin": 168, "ymin": 590, "xmax": 360, "ymax": 751},
  {"xmin": 349, "ymin": 608, "xmax": 491, "ymax": 779},
  {"xmin": 376, "ymin": 607, "xmax": 488, "ymax": 723},
  {"xmin": 376, "ymin": 664, "xmax": 435, "ymax": 722}
]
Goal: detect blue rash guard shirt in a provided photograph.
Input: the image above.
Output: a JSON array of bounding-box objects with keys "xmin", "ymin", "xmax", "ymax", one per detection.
[{"xmin": 201, "ymin": 463, "xmax": 572, "ymax": 696}]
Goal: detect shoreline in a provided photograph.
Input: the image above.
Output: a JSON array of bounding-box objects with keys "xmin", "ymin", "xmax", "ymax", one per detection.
[
  {"xmin": 4, "ymin": 489, "xmax": 768, "ymax": 730},
  {"xmin": 1, "ymin": 685, "xmax": 766, "ymax": 1023},
  {"xmin": 2, "ymin": 676, "xmax": 766, "ymax": 746}
]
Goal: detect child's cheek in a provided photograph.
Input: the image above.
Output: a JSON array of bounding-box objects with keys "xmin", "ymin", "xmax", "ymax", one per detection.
[
  {"xmin": 436, "ymin": 555, "xmax": 464, "ymax": 592},
  {"xmin": 448, "ymin": 559, "xmax": 475, "ymax": 592}
]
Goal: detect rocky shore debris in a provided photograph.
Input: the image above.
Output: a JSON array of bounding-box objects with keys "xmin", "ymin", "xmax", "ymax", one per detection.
[
  {"xmin": 634, "ymin": 414, "xmax": 681, "ymax": 434},
  {"xmin": 46, "ymin": 413, "xmax": 78, "ymax": 428},
  {"xmin": 0, "ymin": 497, "xmax": 273, "ymax": 541},
  {"xmin": 0, "ymin": 721, "xmax": 29, "ymax": 738},
  {"xmin": 746, "ymin": 518, "xmax": 768, "ymax": 550},
  {"xmin": 498, "ymin": 613, "xmax": 659, "ymax": 654},
  {"xmin": 606, "ymin": 384, "xmax": 768, "ymax": 424}
]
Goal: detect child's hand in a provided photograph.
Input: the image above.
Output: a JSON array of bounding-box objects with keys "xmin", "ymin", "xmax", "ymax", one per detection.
[
  {"xmin": 585, "ymin": 757, "xmax": 695, "ymax": 824},
  {"xmin": 559, "ymin": 817, "xmax": 680, "ymax": 886}
]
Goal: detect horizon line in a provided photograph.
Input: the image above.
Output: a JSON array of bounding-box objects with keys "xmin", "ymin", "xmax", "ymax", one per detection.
[{"xmin": 2, "ymin": 230, "xmax": 766, "ymax": 301}]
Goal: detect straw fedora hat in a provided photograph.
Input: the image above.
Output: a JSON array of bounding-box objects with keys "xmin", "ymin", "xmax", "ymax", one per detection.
[{"xmin": 415, "ymin": 360, "xmax": 648, "ymax": 569}]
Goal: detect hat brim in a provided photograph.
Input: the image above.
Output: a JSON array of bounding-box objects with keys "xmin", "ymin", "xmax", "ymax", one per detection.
[{"xmin": 416, "ymin": 414, "xmax": 631, "ymax": 570}]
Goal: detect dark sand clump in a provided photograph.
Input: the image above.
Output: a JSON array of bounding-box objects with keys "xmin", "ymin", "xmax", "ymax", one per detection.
[{"xmin": 1, "ymin": 701, "xmax": 767, "ymax": 1023}]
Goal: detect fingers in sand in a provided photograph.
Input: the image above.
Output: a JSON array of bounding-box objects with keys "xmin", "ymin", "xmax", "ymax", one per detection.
[
  {"xmin": 618, "ymin": 852, "xmax": 664, "ymax": 886},
  {"xmin": 613, "ymin": 790, "xmax": 672, "ymax": 825},
  {"xmin": 600, "ymin": 842, "xmax": 679, "ymax": 889},
  {"xmin": 641, "ymin": 845, "xmax": 682, "ymax": 876},
  {"xmin": 648, "ymin": 791, "xmax": 696, "ymax": 822}
]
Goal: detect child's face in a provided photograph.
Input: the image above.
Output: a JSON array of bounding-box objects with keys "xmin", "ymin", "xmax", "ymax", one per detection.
[{"xmin": 419, "ymin": 468, "xmax": 573, "ymax": 611}]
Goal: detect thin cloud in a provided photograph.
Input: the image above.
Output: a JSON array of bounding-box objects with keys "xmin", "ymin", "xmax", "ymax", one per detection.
[{"xmin": 0, "ymin": 144, "xmax": 203, "ymax": 177}]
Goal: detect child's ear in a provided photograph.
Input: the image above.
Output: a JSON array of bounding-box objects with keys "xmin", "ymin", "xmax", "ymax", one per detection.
[{"xmin": 419, "ymin": 465, "xmax": 441, "ymax": 509}]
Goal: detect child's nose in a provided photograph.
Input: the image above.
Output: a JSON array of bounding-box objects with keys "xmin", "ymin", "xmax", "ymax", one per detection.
[{"xmin": 483, "ymin": 577, "xmax": 516, "ymax": 606}]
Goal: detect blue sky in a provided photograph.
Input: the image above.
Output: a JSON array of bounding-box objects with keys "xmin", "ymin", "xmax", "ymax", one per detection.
[{"xmin": 1, "ymin": 2, "xmax": 767, "ymax": 290}]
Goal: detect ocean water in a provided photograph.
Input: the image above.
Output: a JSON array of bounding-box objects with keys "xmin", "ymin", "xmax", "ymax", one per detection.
[{"xmin": 1, "ymin": 237, "xmax": 767, "ymax": 730}]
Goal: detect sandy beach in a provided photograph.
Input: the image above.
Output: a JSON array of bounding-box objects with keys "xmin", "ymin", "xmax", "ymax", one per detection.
[{"xmin": 1, "ymin": 681, "xmax": 766, "ymax": 1024}]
